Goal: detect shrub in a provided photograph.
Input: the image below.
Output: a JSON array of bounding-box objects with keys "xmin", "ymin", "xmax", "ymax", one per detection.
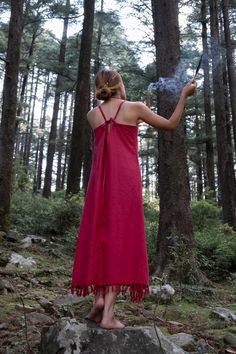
[
  {"xmin": 10, "ymin": 190, "xmax": 84, "ymax": 236},
  {"xmin": 191, "ymin": 199, "xmax": 222, "ymax": 231},
  {"xmin": 143, "ymin": 195, "xmax": 159, "ymax": 267}
]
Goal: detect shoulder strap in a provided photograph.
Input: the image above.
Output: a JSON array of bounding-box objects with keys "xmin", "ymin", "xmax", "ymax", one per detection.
[
  {"xmin": 98, "ymin": 105, "xmax": 107, "ymax": 122},
  {"xmin": 98, "ymin": 100, "xmax": 125, "ymax": 122},
  {"xmin": 114, "ymin": 100, "xmax": 125, "ymax": 121}
]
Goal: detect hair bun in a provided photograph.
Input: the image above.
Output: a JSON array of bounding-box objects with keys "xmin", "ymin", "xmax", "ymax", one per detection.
[{"xmin": 96, "ymin": 86, "xmax": 112, "ymax": 101}]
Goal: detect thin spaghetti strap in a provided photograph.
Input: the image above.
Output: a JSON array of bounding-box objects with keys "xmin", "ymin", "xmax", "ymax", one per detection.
[
  {"xmin": 98, "ymin": 105, "xmax": 107, "ymax": 122},
  {"xmin": 114, "ymin": 100, "xmax": 125, "ymax": 121}
]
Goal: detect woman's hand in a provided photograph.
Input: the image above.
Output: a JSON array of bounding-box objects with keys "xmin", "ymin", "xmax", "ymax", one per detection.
[{"xmin": 181, "ymin": 80, "xmax": 197, "ymax": 98}]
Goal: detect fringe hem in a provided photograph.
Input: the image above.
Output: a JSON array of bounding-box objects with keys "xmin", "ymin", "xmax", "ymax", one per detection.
[{"xmin": 70, "ymin": 283, "xmax": 150, "ymax": 302}]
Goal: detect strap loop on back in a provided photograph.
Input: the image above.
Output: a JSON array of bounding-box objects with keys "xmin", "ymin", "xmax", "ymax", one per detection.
[
  {"xmin": 98, "ymin": 100, "xmax": 125, "ymax": 122},
  {"xmin": 98, "ymin": 105, "xmax": 107, "ymax": 122},
  {"xmin": 114, "ymin": 100, "xmax": 125, "ymax": 121}
]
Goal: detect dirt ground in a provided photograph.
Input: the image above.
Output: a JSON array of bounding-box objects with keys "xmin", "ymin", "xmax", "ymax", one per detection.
[{"xmin": 0, "ymin": 234, "xmax": 236, "ymax": 353}]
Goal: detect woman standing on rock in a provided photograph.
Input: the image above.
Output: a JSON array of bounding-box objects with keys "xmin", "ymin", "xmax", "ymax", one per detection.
[{"xmin": 71, "ymin": 69, "xmax": 196, "ymax": 329}]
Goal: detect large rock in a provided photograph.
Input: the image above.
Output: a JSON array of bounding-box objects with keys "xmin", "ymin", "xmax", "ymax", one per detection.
[
  {"xmin": 20, "ymin": 235, "xmax": 47, "ymax": 248},
  {"xmin": 7, "ymin": 252, "xmax": 36, "ymax": 267},
  {"xmin": 224, "ymin": 333, "xmax": 236, "ymax": 347},
  {"xmin": 150, "ymin": 284, "xmax": 175, "ymax": 303},
  {"xmin": 0, "ymin": 278, "xmax": 14, "ymax": 294},
  {"xmin": 211, "ymin": 307, "xmax": 236, "ymax": 321},
  {"xmin": 25, "ymin": 312, "xmax": 55, "ymax": 326},
  {"xmin": 40, "ymin": 318, "xmax": 187, "ymax": 354},
  {"xmin": 168, "ymin": 332, "xmax": 195, "ymax": 351}
]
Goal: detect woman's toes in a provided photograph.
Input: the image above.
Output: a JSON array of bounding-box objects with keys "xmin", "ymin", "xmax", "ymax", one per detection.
[{"xmin": 100, "ymin": 318, "xmax": 125, "ymax": 329}]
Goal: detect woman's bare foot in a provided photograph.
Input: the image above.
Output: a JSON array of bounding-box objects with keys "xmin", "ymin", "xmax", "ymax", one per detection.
[
  {"xmin": 86, "ymin": 297, "xmax": 104, "ymax": 322},
  {"xmin": 100, "ymin": 317, "xmax": 125, "ymax": 329}
]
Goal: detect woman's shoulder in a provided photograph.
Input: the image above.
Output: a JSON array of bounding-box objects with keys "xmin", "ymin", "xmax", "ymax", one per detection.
[
  {"xmin": 87, "ymin": 106, "xmax": 98, "ymax": 118},
  {"xmin": 124, "ymin": 100, "xmax": 144, "ymax": 106},
  {"xmin": 123, "ymin": 100, "xmax": 146, "ymax": 114}
]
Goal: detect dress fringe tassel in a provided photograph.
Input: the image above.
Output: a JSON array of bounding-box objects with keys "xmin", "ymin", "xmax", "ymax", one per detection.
[{"xmin": 70, "ymin": 283, "xmax": 149, "ymax": 302}]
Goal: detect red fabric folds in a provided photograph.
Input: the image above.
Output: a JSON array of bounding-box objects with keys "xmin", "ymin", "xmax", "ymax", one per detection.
[{"xmin": 71, "ymin": 101, "xmax": 150, "ymax": 302}]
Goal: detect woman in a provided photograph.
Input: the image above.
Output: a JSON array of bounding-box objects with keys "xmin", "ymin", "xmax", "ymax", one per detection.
[{"xmin": 71, "ymin": 69, "xmax": 196, "ymax": 329}]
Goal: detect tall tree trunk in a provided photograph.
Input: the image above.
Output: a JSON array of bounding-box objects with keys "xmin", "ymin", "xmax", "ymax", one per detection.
[
  {"xmin": 195, "ymin": 113, "xmax": 203, "ymax": 200},
  {"xmin": 56, "ymin": 92, "xmax": 68, "ymax": 191},
  {"xmin": 209, "ymin": 0, "xmax": 236, "ymax": 229},
  {"xmin": 24, "ymin": 68, "xmax": 40, "ymax": 169},
  {"xmin": 35, "ymin": 73, "xmax": 50, "ymax": 192},
  {"xmin": 43, "ymin": 0, "xmax": 70, "ymax": 198},
  {"xmin": 15, "ymin": 26, "xmax": 39, "ymax": 155},
  {"xmin": 82, "ymin": 119, "xmax": 93, "ymax": 192},
  {"xmin": 201, "ymin": 0, "xmax": 216, "ymax": 198},
  {"xmin": 18, "ymin": 67, "xmax": 35, "ymax": 190},
  {"xmin": 0, "ymin": 0, "xmax": 23, "ymax": 232},
  {"xmin": 222, "ymin": 50, "xmax": 235, "ymax": 203},
  {"xmin": 62, "ymin": 93, "xmax": 74, "ymax": 189},
  {"xmin": 222, "ymin": 0, "xmax": 236, "ymax": 154},
  {"xmin": 151, "ymin": 0, "xmax": 207, "ymax": 284},
  {"xmin": 82, "ymin": 0, "xmax": 103, "ymax": 192},
  {"xmin": 93, "ymin": 0, "xmax": 104, "ymax": 107},
  {"xmin": 66, "ymin": 0, "xmax": 95, "ymax": 196},
  {"xmin": 145, "ymin": 137, "xmax": 150, "ymax": 191}
]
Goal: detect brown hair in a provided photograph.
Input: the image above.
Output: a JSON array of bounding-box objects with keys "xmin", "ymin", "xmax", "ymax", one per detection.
[{"xmin": 95, "ymin": 69, "xmax": 123, "ymax": 101}]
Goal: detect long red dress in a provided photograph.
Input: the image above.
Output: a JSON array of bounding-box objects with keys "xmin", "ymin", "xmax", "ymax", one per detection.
[{"xmin": 71, "ymin": 100, "xmax": 149, "ymax": 302}]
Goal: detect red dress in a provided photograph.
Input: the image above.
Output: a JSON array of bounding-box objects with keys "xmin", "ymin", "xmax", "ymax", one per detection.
[{"xmin": 71, "ymin": 101, "xmax": 149, "ymax": 302}]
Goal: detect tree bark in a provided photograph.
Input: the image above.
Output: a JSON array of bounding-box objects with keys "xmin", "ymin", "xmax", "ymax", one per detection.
[
  {"xmin": 0, "ymin": 0, "xmax": 24, "ymax": 232},
  {"xmin": 15, "ymin": 26, "xmax": 39, "ymax": 156},
  {"xmin": 56, "ymin": 92, "xmax": 68, "ymax": 191},
  {"xmin": 62, "ymin": 93, "xmax": 74, "ymax": 190},
  {"xmin": 201, "ymin": 0, "xmax": 216, "ymax": 198},
  {"xmin": 195, "ymin": 113, "xmax": 203, "ymax": 200},
  {"xmin": 209, "ymin": 0, "xmax": 236, "ymax": 229},
  {"xmin": 222, "ymin": 0, "xmax": 236, "ymax": 155},
  {"xmin": 66, "ymin": 0, "xmax": 95, "ymax": 196},
  {"xmin": 43, "ymin": 0, "xmax": 70, "ymax": 198},
  {"xmin": 151, "ymin": 0, "xmax": 207, "ymax": 284},
  {"xmin": 35, "ymin": 73, "xmax": 51, "ymax": 192}
]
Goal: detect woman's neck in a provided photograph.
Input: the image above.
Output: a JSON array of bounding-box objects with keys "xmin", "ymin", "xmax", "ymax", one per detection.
[{"xmin": 110, "ymin": 96, "xmax": 122, "ymax": 100}]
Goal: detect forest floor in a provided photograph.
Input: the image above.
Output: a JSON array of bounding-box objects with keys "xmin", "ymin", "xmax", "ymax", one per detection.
[{"xmin": 0, "ymin": 232, "xmax": 236, "ymax": 354}]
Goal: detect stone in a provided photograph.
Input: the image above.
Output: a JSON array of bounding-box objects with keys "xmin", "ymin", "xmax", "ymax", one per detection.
[
  {"xmin": 20, "ymin": 236, "xmax": 32, "ymax": 248},
  {"xmin": 20, "ymin": 235, "xmax": 47, "ymax": 248},
  {"xmin": 229, "ymin": 327, "xmax": 236, "ymax": 335},
  {"xmin": 15, "ymin": 304, "xmax": 41, "ymax": 313},
  {"xmin": 7, "ymin": 252, "xmax": 36, "ymax": 267},
  {"xmin": 36, "ymin": 296, "xmax": 60, "ymax": 316},
  {"xmin": 0, "ymin": 278, "xmax": 14, "ymax": 294},
  {"xmin": 25, "ymin": 312, "xmax": 55, "ymax": 326},
  {"xmin": 168, "ymin": 332, "xmax": 195, "ymax": 351},
  {"xmin": 0, "ymin": 322, "xmax": 8, "ymax": 330},
  {"xmin": 211, "ymin": 307, "xmax": 236, "ymax": 321},
  {"xmin": 224, "ymin": 333, "xmax": 236, "ymax": 347},
  {"xmin": 6, "ymin": 230, "xmax": 19, "ymax": 243},
  {"xmin": 195, "ymin": 338, "xmax": 214, "ymax": 353},
  {"xmin": 29, "ymin": 235, "xmax": 47, "ymax": 244},
  {"xmin": 40, "ymin": 318, "xmax": 187, "ymax": 354},
  {"xmin": 150, "ymin": 284, "xmax": 175, "ymax": 303},
  {"xmin": 0, "ymin": 233, "xmax": 5, "ymax": 243},
  {"xmin": 0, "ymin": 231, "xmax": 7, "ymax": 239},
  {"xmin": 53, "ymin": 294, "xmax": 86, "ymax": 306}
]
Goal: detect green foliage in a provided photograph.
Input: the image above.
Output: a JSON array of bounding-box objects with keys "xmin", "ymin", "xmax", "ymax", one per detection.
[
  {"xmin": 191, "ymin": 199, "xmax": 222, "ymax": 231},
  {"xmin": 10, "ymin": 189, "xmax": 236, "ymax": 281},
  {"xmin": 192, "ymin": 200, "xmax": 236, "ymax": 280},
  {"xmin": 196, "ymin": 223, "xmax": 236, "ymax": 280},
  {"xmin": 10, "ymin": 190, "xmax": 84, "ymax": 235},
  {"xmin": 143, "ymin": 194, "xmax": 159, "ymax": 266}
]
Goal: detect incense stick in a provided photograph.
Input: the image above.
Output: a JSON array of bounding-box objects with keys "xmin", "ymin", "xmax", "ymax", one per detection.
[{"xmin": 193, "ymin": 54, "xmax": 203, "ymax": 80}]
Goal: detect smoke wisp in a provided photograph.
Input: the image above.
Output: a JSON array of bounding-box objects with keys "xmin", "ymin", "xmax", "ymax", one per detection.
[{"xmin": 147, "ymin": 63, "xmax": 188, "ymax": 97}]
